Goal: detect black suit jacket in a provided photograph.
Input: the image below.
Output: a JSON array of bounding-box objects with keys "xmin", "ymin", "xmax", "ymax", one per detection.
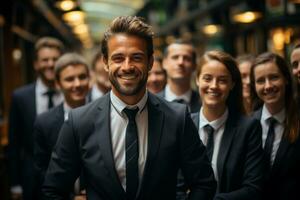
[
  {"xmin": 191, "ymin": 111, "xmax": 264, "ymax": 200},
  {"xmin": 43, "ymin": 93, "xmax": 216, "ymax": 200},
  {"xmin": 253, "ymin": 109, "xmax": 300, "ymax": 200},
  {"xmin": 34, "ymin": 104, "xmax": 64, "ymax": 186},
  {"xmin": 8, "ymin": 83, "xmax": 37, "ymax": 199},
  {"xmin": 157, "ymin": 89, "xmax": 201, "ymax": 113}
]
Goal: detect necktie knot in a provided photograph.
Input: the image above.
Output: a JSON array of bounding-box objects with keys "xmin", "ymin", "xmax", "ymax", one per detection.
[
  {"xmin": 268, "ymin": 117, "xmax": 277, "ymax": 128},
  {"xmin": 124, "ymin": 108, "xmax": 139, "ymax": 121},
  {"xmin": 173, "ymin": 98, "xmax": 186, "ymax": 104},
  {"xmin": 204, "ymin": 124, "xmax": 214, "ymax": 136},
  {"xmin": 45, "ymin": 89, "xmax": 56, "ymax": 109}
]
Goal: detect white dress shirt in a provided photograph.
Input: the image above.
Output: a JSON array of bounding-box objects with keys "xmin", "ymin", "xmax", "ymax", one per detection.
[
  {"xmin": 110, "ymin": 91, "xmax": 148, "ymax": 191},
  {"xmin": 198, "ymin": 107, "xmax": 228, "ymax": 183},
  {"xmin": 164, "ymin": 84, "xmax": 192, "ymax": 104},
  {"xmin": 91, "ymin": 84, "xmax": 105, "ymax": 101},
  {"xmin": 261, "ymin": 104, "xmax": 285, "ymax": 166},
  {"xmin": 35, "ymin": 78, "xmax": 63, "ymax": 115}
]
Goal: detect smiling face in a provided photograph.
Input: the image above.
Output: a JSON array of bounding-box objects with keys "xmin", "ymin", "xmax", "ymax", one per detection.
[
  {"xmin": 291, "ymin": 48, "xmax": 300, "ymax": 85},
  {"xmin": 57, "ymin": 64, "xmax": 90, "ymax": 108},
  {"xmin": 197, "ymin": 60, "xmax": 234, "ymax": 111},
  {"xmin": 254, "ymin": 62, "xmax": 286, "ymax": 112},
  {"xmin": 103, "ymin": 34, "xmax": 153, "ymax": 104},
  {"xmin": 34, "ymin": 47, "xmax": 61, "ymax": 87}
]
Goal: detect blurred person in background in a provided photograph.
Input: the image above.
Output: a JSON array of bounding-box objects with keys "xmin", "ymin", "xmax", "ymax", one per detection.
[
  {"xmin": 8, "ymin": 36, "xmax": 64, "ymax": 200},
  {"xmin": 89, "ymin": 51, "xmax": 111, "ymax": 101},
  {"xmin": 237, "ymin": 54, "xmax": 255, "ymax": 115},
  {"xmin": 290, "ymin": 43, "xmax": 300, "ymax": 104},
  {"xmin": 146, "ymin": 57, "xmax": 166, "ymax": 94},
  {"xmin": 158, "ymin": 40, "xmax": 200, "ymax": 113},
  {"xmin": 190, "ymin": 50, "xmax": 264, "ymax": 199},
  {"xmin": 34, "ymin": 53, "xmax": 90, "ymax": 200},
  {"xmin": 251, "ymin": 52, "xmax": 300, "ymax": 200}
]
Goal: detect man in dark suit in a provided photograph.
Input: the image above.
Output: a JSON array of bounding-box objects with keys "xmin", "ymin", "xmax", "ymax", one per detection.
[
  {"xmin": 34, "ymin": 53, "xmax": 90, "ymax": 199},
  {"xmin": 157, "ymin": 40, "xmax": 200, "ymax": 113},
  {"xmin": 8, "ymin": 37, "xmax": 64, "ymax": 200},
  {"xmin": 42, "ymin": 16, "xmax": 216, "ymax": 200}
]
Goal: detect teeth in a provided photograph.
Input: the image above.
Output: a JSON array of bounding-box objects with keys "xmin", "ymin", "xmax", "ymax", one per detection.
[
  {"xmin": 120, "ymin": 74, "xmax": 136, "ymax": 80},
  {"xmin": 207, "ymin": 92, "xmax": 219, "ymax": 97}
]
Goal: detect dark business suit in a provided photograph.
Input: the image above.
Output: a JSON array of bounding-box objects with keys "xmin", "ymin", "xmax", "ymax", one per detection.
[
  {"xmin": 253, "ymin": 109, "xmax": 300, "ymax": 200},
  {"xmin": 43, "ymin": 93, "xmax": 216, "ymax": 200},
  {"xmin": 191, "ymin": 111, "xmax": 264, "ymax": 200},
  {"xmin": 34, "ymin": 104, "xmax": 64, "ymax": 189},
  {"xmin": 8, "ymin": 83, "xmax": 38, "ymax": 200},
  {"xmin": 157, "ymin": 89, "xmax": 201, "ymax": 113}
]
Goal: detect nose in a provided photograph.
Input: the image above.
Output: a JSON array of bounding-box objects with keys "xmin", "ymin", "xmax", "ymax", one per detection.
[
  {"xmin": 177, "ymin": 56, "xmax": 184, "ymax": 65},
  {"xmin": 245, "ymin": 76, "xmax": 250, "ymax": 85},
  {"xmin": 264, "ymin": 78, "xmax": 273, "ymax": 90},
  {"xmin": 210, "ymin": 78, "xmax": 218, "ymax": 88},
  {"xmin": 74, "ymin": 78, "xmax": 81, "ymax": 87},
  {"xmin": 122, "ymin": 58, "xmax": 134, "ymax": 71}
]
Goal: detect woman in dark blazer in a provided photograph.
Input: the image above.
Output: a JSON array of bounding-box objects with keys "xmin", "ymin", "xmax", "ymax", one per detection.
[
  {"xmin": 191, "ymin": 50, "xmax": 264, "ymax": 200},
  {"xmin": 250, "ymin": 52, "xmax": 300, "ymax": 200}
]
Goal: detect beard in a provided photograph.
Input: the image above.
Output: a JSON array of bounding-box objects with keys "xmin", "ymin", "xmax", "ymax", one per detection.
[{"xmin": 109, "ymin": 69, "xmax": 148, "ymax": 96}]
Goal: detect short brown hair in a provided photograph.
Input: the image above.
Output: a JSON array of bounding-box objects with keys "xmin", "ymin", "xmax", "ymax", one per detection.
[
  {"xmin": 54, "ymin": 53, "xmax": 89, "ymax": 81},
  {"xmin": 101, "ymin": 16, "xmax": 154, "ymax": 59},
  {"xmin": 35, "ymin": 37, "xmax": 64, "ymax": 59}
]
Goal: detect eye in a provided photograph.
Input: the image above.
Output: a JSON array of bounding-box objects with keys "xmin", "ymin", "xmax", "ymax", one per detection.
[
  {"xmin": 255, "ymin": 77, "xmax": 265, "ymax": 84},
  {"xmin": 79, "ymin": 74, "xmax": 88, "ymax": 80},
  {"xmin": 202, "ymin": 75, "xmax": 212, "ymax": 82},
  {"xmin": 269, "ymin": 74, "xmax": 280, "ymax": 81},
  {"xmin": 111, "ymin": 55, "xmax": 124, "ymax": 63},
  {"xmin": 132, "ymin": 55, "xmax": 143, "ymax": 62},
  {"xmin": 292, "ymin": 61, "xmax": 298, "ymax": 69},
  {"xmin": 218, "ymin": 78, "xmax": 229, "ymax": 84}
]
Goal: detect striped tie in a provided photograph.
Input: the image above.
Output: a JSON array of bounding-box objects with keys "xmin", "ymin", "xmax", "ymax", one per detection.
[{"xmin": 123, "ymin": 107, "xmax": 139, "ymax": 200}]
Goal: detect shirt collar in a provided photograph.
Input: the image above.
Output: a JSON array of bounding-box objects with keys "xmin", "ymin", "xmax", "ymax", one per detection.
[
  {"xmin": 165, "ymin": 84, "xmax": 192, "ymax": 103},
  {"xmin": 261, "ymin": 104, "xmax": 285, "ymax": 124},
  {"xmin": 199, "ymin": 107, "xmax": 228, "ymax": 131},
  {"xmin": 110, "ymin": 90, "xmax": 148, "ymax": 115},
  {"xmin": 36, "ymin": 78, "xmax": 49, "ymax": 95}
]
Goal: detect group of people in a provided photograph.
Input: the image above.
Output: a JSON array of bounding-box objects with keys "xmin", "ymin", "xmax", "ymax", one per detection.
[{"xmin": 7, "ymin": 16, "xmax": 300, "ymax": 200}]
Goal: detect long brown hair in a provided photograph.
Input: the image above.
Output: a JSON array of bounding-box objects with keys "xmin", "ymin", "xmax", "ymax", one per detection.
[{"xmin": 250, "ymin": 52, "xmax": 300, "ymax": 143}]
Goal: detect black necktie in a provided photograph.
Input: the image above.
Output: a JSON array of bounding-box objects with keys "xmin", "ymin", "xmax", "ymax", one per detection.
[
  {"xmin": 45, "ymin": 90, "xmax": 56, "ymax": 109},
  {"xmin": 123, "ymin": 107, "xmax": 139, "ymax": 200},
  {"xmin": 173, "ymin": 98, "xmax": 186, "ymax": 104},
  {"xmin": 264, "ymin": 117, "xmax": 277, "ymax": 167},
  {"xmin": 204, "ymin": 124, "xmax": 214, "ymax": 162}
]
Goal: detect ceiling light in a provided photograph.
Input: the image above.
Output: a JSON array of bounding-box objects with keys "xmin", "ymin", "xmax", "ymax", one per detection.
[
  {"xmin": 233, "ymin": 11, "xmax": 262, "ymax": 23},
  {"xmin": 56, "ymin": 0, "xmax": 76, "ymax": 11},
  {"xmin": 202, "ymin": 24, "xmax": 220, "ymax": 35},
  {"xmin": 63, "ymin": 11, "xmax": 85, "ymax": 24}
]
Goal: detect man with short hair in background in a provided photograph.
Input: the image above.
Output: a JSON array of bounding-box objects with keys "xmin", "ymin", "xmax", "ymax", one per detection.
[{"xmin": 8, "ymin": 36, "xmax": 64, "ymax": 200}]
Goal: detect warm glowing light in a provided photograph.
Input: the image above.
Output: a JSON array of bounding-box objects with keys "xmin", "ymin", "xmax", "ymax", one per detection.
[
  {"xmin": 63, "ymin": 11, "xmax": 85, "ymax": 25},
  {"xmin": 233, "ymin": 11, "xmax": 262, "ymax": 23},
  {"xmin": 272, "ymin": 29, "xmax": 285, "ymax": 50},
  {"xmin": 73, "ymin": 24, "xmax": 89, "ymax": 35},
  {"xmin": 202, "ymin": 25, "xmax": 220, "ymax": 35},
  {"xmin": 56, "ymin": 0, "xmax": 76, "ymax": 11}
]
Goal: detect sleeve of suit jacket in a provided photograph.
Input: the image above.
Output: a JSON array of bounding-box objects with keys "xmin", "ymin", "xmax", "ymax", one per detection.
[
  {"xmin": 180, "ymin": 108, "xmax": 216, "ymax": 200},
  {"xmin": 214, "ymin": 119, "xmax": 264, "ymax": 200},
  {"xmin": 42, "ymin": 112, "xmax": 81, "ymax": 200}
]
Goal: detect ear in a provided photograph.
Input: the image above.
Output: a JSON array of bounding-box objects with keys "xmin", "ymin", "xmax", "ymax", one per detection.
[{"xmin": 103, "ymin": 56, "xmax": 109, "ymax": 72}]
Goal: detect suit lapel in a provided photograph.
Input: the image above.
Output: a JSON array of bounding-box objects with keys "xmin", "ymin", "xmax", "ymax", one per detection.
[
  {"xmin": 271, "ymin": 136, "xmax": 290, "ymax": 176},
  {"xmin": 217, "ymin": 116, "xmax": 236, "ymax": 189},
  {"xmin": 95, "ymin": 94, "xmax": 125, "ymax": 197},
  {"xmin": 138, "ymin": 93, "xmax": 164, "ymax": 198}
]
